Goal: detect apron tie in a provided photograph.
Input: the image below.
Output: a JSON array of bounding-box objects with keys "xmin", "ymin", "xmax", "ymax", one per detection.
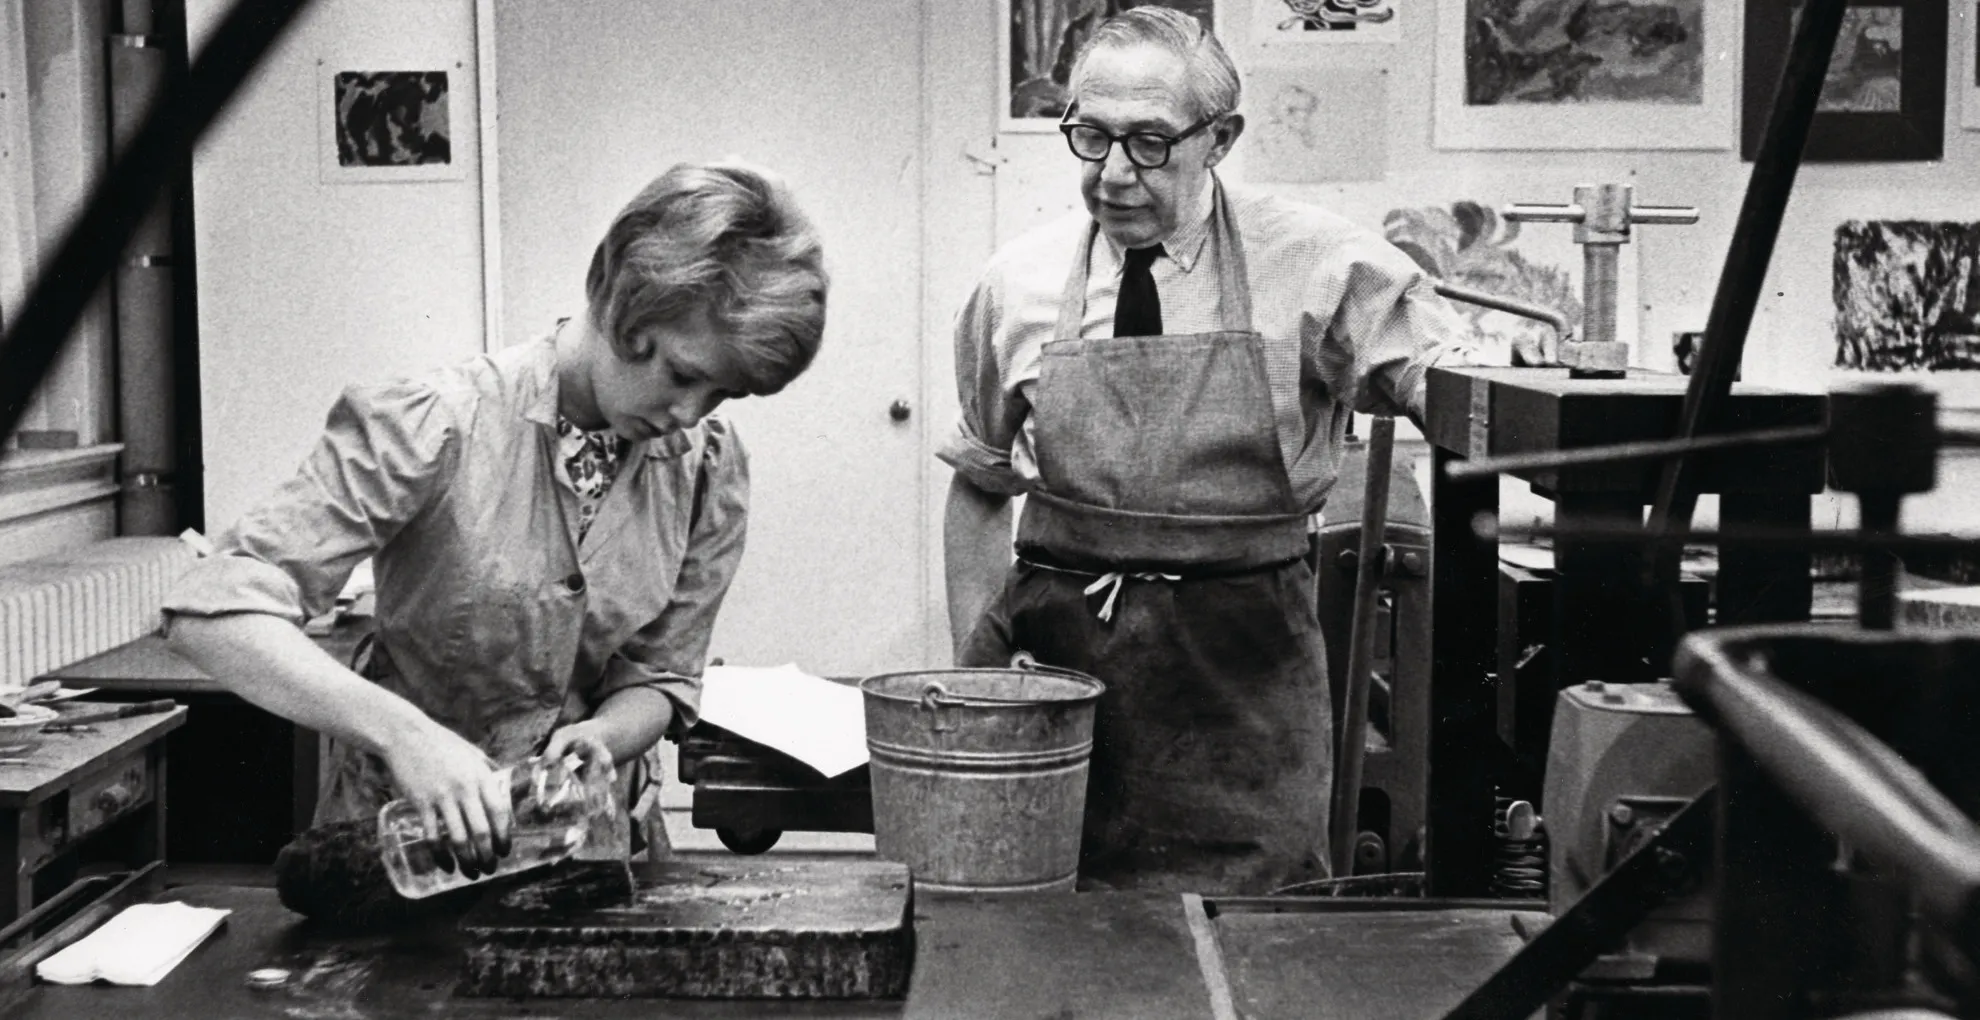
[{"xmin": 1082, "ymin": 570, "xmax": 1182, "ymax": 622}]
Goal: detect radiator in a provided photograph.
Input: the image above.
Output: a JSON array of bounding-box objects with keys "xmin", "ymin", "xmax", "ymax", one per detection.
[{"xmin": 0, "ymin": 537, "xmax": 197, "ymax": 688}]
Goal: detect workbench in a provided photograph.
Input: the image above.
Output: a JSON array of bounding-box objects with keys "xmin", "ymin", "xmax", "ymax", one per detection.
[
  {"xmin": 0, "ymin": 864, "xmax": 1541, "ymax": 1019},
  {"xmin": 0, "ymin": 706, "xmax": 185, "ymax": 925}
]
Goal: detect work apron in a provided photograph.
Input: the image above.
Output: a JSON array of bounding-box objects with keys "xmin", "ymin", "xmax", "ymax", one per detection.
[{"xmin": 959, "ymin": 187, "xmax": 1334, "ymax": 895}]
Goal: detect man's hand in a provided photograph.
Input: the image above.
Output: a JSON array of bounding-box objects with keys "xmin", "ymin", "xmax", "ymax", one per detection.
[
  {"xmin": 543, "ymin": 720, "xmax": 618, "ymax": 782},
  {"xmin": 383, "ymin": 724, "xmax": 513, "ymax": 878}
]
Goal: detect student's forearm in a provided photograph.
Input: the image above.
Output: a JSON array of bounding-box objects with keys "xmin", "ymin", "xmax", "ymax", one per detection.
[
  {"xmin": 167, "ymin": 612, "xmax": 444, "ymax": 757},
  {"xmin": 944, "ymin": 474, "xmax": 1013, "ymax": 657},
  {"xmin": 566, "ymin": 686, "xmax": 675, "ymax": 764}
]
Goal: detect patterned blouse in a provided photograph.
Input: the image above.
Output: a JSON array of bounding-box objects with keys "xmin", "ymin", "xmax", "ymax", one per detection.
[{"xmin": 557, "ymin": 415, "xmax": 628, "ymax": 543}]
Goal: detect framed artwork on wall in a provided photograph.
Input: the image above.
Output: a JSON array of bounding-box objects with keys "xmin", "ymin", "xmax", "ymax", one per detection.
[
  {"xmin": 1741, "ymin": 0, "xmax": 1946, "ymax": 161},
  {"xmin": 1963, "ymin": 2, "xmax": 1980, "ymax": 130},
  {"xmin": 1251, "ymin": 0, "xmax": 1399, "ymax": 45},
  {"xmin": 318, "ymin": 61, "xmax": 465, "ymax": 184},
  {"xmin": 1433, "ymin": 0, "xmax": 1737, "ymax": 151},
  {"xmin": 1000, "ymin": 0, "xmax": 1215, "ymax": 132}
]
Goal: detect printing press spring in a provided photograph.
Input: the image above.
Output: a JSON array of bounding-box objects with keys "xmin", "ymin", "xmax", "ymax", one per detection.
[{"xmin": 1491, "ymin": 794, "xmax": 1548, "ymax": 898}]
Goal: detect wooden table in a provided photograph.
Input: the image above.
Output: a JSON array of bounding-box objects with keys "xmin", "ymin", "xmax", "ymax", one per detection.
[
  {"xmin": 1, "ymin": 873, "xmax": 1540, "ymax": 1019},
  {"xmin": 0, "ymin": 706, "xmax": 185, "ymax": 925}
]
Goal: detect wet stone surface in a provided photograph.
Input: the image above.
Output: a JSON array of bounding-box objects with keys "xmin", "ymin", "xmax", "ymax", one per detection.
[{"xmin": 456, "ymin": 858, "xmax": 914, "ymax": 999}]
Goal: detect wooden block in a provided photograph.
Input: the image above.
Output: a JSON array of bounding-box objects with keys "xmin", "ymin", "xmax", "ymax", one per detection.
[
  {"xmin": 456, "ymin": 858, "xmax": 913, "ymax": 999},
  {"xmin": 1561, "ymin": 341, "xmax": 1630, "ymax": 378}
]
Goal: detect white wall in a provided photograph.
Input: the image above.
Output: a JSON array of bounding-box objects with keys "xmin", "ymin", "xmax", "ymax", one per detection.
[{"xmin": 189, "ymin": 0, "xmax": 484, "ymax": 532}]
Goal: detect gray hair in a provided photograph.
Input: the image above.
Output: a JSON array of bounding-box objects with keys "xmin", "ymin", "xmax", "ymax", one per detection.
[
  {"xmin": 1069, "ymin": 6, "xmax": 1240, "ymax": 122},
  {"xmin": 584, "ymin": 160, "xmax": 828, "ymax": 396}
]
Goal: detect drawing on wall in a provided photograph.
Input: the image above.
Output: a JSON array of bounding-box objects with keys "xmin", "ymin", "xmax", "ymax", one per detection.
[
  {"xmin": 320, "ymin": 65, "xmax": 465, "ymax": 183},
  {"xmin": 1835, "ymin": 221, "xmax": 1980, "ymax": 372},
  {"xmin": 1252, "ymin": 0, "xmax": 1399, "ymax": 45},
  {"xmin": 1384, "ymin": 201, "xmax": 1589, "ymax": 366},
  {"xmin": 1464, "ymin": 0, "xmax": 1705, "ymax": 105},
  {"xmin": 1001, "ymin": 0, "xmax": 1215, "ymax": 130},
  {"xmin": 1434, "ymin": 0, "xmax": 1735, "ymax": 149},
  {"xmin": 1811, "ymin": 6, "xmax": 1904, "ymax": 112},
  {"xmin": 1245, "ymin": 66, "xmax": 1388, "ymax": 182}
]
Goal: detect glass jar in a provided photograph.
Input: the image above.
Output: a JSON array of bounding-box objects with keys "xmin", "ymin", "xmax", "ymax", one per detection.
[{"xmin": 377, "ymin": 755, "xmax": 615, "ymax": 899}]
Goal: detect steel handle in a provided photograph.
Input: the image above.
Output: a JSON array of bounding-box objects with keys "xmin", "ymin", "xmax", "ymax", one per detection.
[
  {"xmin": 1632, "ymin": 205, "xmax": 1701, "ymax": 225},
  {"xmin": 1503, "ymin": 203, "xmax": 1584, "ymax": 223}
]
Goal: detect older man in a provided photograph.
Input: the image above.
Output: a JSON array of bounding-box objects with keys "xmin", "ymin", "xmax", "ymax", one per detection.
[{"xmin": 940, "ymin": 7, "xmax": 1478, "ymax": 894}]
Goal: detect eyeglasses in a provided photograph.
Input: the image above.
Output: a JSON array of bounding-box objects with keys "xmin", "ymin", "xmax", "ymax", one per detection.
[{"xmin": 1058, "ymin": 111, "xmax": 1217, "ymax": 171}]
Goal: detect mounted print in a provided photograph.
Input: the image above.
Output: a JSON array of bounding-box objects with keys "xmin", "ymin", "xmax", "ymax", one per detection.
[
  {"xmin": 1252, "ymin": 0, "xmax": 1400, "ymax": 45},
  {"xmin": 1742, "ymin": 0, "xmax": 1946, "ymax": 161},
  {"xmin": 319, "ymin": 64, "xmax": 464, "ymax": 183},
  {"xmin": 1002, "ymin": 0, "xmax": 1216, "ymax": 131},
  {"xmin": 1434, "ymin": 0, "xmax": 1737, "ymax": 150},
  {"xmin": 1834, "ymin": 221, "xmax": 1980, "ymax": 371},
  {"xmin": 1963, "ymin": 2, "xmax": 1980, "ymax": 130}
]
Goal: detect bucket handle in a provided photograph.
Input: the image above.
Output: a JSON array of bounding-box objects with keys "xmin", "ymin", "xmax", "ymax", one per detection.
[
  {"xmin": 1009, "ymin": 651, "xmax": 1097, "ymax": 686},
  {"xmin": 919, "ymin": 681, "xmax": 962, "ymax": 732}
]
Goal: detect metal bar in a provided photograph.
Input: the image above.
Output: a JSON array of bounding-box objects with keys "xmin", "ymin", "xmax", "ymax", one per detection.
[
  {"xmin": 1428, "ymin": 447, "xmax": 1501, "ymax": 899},
  {"xmin": 1644, "ymin": 0, "xmax": 1848, "ymax": 641},
  {"xmin": 1483, "ymin": 519, "xmax": 1980, "ymax": 556},
  {"xmin": 1630, "ymin": 207, "xmax": 1703, "ymax": 226},
  {"xmin": 0, "ymin": 0, "xmax": 316, "ymax": 447},
  {"xmin": 1433, "ymin": 282, "xmax": 1572, "ymax": 347},
  {"xmin": 1857, "ymin": 493, "xmax": 1902, "ymax": 630},
  {"xmin": 1672, "ymin": 642, "xmax": 1980, "ymax": 942},
  {"xmin": 1444, "ymin": 424, "xmax": 1827, "ymax": 480},
  {"xmin": 1330, "ymin": 415, "xmax": 1395, "ymax": 878},
  {"xmin": 1503, "ymin": 203, "xmax": 1584, "ymax": 223},
  {"xmin": 1439, "ymin": 792, "xmax": 1714, "ymax": 1020}
]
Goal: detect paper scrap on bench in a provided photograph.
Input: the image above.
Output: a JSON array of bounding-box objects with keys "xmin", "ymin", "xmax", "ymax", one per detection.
[
  {"xmin": 36, "ymin": 901, "xmax": 231, "ymax": 986},
  {"xmin": 699, "ymin": 664, "xmax": 867, "ymax": 778}
]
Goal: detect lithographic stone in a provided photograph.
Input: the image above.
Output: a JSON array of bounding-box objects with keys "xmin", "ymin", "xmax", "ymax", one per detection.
[{"xmin": 456, "ymin": 858, "xmax": 913, "ymax": 999}]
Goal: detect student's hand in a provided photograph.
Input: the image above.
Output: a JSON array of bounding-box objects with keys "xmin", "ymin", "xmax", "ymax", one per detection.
[
  {"xmin": 384, "ymin": 724, "xmax": 513, "ymax": 877},
  {"xmin": 543, "ymin": 720, "xmax": 617, "ymax": 783}
]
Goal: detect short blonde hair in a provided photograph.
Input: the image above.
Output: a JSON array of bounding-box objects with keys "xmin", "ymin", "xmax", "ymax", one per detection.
[{"xmin": 585, "ymin": 161, "xmax": 828, "ymax": 395}]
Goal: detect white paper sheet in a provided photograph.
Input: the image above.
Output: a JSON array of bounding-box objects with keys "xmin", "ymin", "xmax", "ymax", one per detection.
[{"xmin": 697, "ymin": 664, "xmax": 868, "ymax": 778}]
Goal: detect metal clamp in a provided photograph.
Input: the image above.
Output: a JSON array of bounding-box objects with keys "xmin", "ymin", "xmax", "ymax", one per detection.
[{"xmin": 1504, "ymin": 184, "xmax": 1700, "ymax": 379}]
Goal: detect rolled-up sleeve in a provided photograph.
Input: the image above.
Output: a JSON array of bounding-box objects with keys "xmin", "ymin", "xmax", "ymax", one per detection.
[
  {"xmin": 1312, "ymin": 238, "xmax": 1479, "ymax": 425},
  {"xmin": 596, "ymin": 419, "xmax": 749, "ymax": 736},
  {"xmin": 935, "ymin": 269, "xmax": 1032, "ymax": 497},
  {"xmin": 164, "ymin": 381, "xmax": 458, "ymax": 627}
]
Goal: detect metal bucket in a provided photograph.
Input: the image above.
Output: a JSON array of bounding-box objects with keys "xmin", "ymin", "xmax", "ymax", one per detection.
[{"xmin": 860, "ymin": 665, "xmax": 1105, "ymax": 895}]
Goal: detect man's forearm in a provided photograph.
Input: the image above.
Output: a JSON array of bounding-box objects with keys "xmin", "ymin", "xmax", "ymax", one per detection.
[
  {"xmin": 167, "ymin": 612, "xmax": 444, "ymax": 758},
  {"xmin": 944, "ymin": 474, "xmax": 1013, "ymax": 658}
]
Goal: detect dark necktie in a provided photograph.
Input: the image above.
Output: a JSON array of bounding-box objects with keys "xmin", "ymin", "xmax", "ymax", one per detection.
[{"xmin": 1113, "ymin": 244, "xmax": 1165, "ymax": 338}]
